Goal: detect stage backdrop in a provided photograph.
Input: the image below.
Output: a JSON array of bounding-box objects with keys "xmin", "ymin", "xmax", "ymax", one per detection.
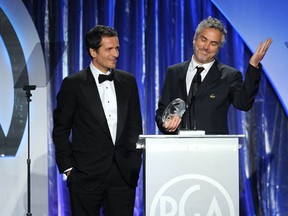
[
  {"xmin": 0, "ymin": 1, "xmax": 49, "ymax": 215},
  {"xmin": 0, "ymin": 0, "xmax": 287, "ymax": 216}
]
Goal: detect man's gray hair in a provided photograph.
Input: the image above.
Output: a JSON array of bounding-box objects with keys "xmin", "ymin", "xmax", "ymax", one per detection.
[{"xmin": 194, "ymin": 16, "xmax": 227, "ymax": 47}]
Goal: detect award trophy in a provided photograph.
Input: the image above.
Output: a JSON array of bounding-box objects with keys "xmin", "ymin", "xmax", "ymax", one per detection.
[
  {"xmin": 162, "ymin": 98, "xmax": 186, "ymax": 124},
  {"xmin": 162, "ymin": 98, "xmax": 205, "ymax": 135}
]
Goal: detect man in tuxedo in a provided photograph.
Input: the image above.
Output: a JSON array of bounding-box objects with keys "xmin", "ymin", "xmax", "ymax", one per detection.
[
  {"xmin": 52, "ymin": 25, "xmax": 142, "ymax": 216},
  {"xmin": 155, "ymin": 16, "xmax": 272, "ymax": 134}
]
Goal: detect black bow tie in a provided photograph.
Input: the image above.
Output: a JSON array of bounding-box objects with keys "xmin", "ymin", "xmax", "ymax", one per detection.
[{"xmin": 98, "ymin": 71, "xmax": 114, "ymax": 83}]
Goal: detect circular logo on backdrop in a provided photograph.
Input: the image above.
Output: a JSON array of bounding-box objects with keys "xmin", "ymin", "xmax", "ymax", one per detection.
[
  {"xmin": 0, "ymin": 2, "xmax": 64, "ymax": 157},
  {"xmin": 150, "ymin": 174, "xmax": 236, "ymax": 216},
  {"xmin": 0, "ymin": 7, "xmax": 28, "ymax": 156}
]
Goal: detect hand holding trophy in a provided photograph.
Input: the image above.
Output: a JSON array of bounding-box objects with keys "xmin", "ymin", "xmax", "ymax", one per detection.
[
  {"xmin": 162, "ymin": 98, "xmax": 205, "ymax": 135},
  {"xmin": 162, "ymin": 98, "xmax": 186, "ymax": 124}
]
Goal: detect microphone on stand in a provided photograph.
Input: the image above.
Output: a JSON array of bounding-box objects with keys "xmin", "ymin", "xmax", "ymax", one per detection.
[
  {"xmin": 178, "ymin": 66, "xmax": 205, "ymax": 135},
  {"xmin": 179, "ymin": 99, "xmax": 204, "ymax": 135},
  {"xmin": 191, "ymin": 66, "xmax": 204, "ymax": 130},
  {"xmin": 191, "ymin": 96, "xmax": 197, "ymax": 130},
  {"xmin": 184, "ymin": 101, "xmax": 190, "ymax": 130}
]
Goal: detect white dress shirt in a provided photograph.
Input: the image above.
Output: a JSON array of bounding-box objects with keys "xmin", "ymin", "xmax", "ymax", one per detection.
[
  {"xmin": 90, "ymin": 63, "xmax": 117, "ymax": 144},
  {"xmin": 186, "ymin": 56, "xmax": 215, "ymax": 94}
]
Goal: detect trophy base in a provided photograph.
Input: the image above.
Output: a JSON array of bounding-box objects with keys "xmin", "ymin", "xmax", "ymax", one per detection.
[{"xmin": 178, "ymin": 129, "xmax": 205, "ymax": 136}]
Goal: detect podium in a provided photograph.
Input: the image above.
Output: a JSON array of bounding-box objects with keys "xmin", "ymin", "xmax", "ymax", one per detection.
[{"xmin": 138, "ymin": 134, "xmax": 244, "ymax": 216}]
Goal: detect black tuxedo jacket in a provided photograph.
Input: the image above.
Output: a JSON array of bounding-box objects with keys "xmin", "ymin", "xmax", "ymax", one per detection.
[
  {"xmin": 53, "ymin": 67, "xmax": 142, "ymax": 189},
  {"xmin": 156, "ymin": 59, "xmax": 261, "ymax": 134}
]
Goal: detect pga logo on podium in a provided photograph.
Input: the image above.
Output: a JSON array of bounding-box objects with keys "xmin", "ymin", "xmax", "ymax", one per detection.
[{"xmin": 149, "ymin": 174, "xmax": 236, "ymax": 216}]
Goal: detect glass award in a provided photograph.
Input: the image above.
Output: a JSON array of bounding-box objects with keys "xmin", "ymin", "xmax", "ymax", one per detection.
[{"xmin": 162, "ymin": 98, "xmax": 186, "ymax": 124}]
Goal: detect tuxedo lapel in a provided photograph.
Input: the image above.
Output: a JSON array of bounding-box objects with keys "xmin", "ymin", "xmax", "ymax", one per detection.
[
  {"xmin": 80, "ymin": 68, "xmax": 111, "ymax": 139},
  {"xmin": 178, "ymin": 61, "xmax": 190, "ymax": 100},
  {"xmin": 113, "ymin": 70, "xmax": 129, "ymax": 144}
]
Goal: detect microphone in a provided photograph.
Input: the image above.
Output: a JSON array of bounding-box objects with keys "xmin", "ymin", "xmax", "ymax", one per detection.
[
  {"xmin": 190, "ymin": 66, "xmax": 203, "ymax": 130},
  {"xmin": 178, "ymin": 96, "xmax": 204, "ymax": 135},
  {"xmin": 178, "ymin": 66, "xmax": 205, "ymax": 135},
  {"xmin": 191, "ymin": 96, "xmax": 197, "ymax": 130},
  {"xmin": 23, "ymin": 85, "xmax": 36, "ymax": 91},
  {"xmin": 184, "ymin": 101, "xmax": 190, "ymax": 130}
]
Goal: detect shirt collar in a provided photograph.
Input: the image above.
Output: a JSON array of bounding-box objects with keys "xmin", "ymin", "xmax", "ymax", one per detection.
[
  {"xmin": 191, "ymin": 55, "xmax": 215, "ymax": 72},
  {"xmin": 89, "ymin": 62, "xmax": 111, "ymax": 76}
]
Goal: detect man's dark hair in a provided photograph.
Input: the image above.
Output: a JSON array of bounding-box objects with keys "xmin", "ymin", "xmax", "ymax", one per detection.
[{"xmin": 85, "ymin": 25, "xmax": 118, "ymax": 57}]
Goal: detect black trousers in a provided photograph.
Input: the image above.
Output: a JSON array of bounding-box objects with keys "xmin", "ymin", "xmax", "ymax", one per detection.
[{"xmin": 68, "ymin": 163, "xmax": 136, "ymax": 216}]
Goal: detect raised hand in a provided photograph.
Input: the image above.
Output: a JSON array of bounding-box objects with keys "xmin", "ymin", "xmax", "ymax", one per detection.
[{"xmin": 249, "ymin": 38, "xmax": 273, "ymax": 68}]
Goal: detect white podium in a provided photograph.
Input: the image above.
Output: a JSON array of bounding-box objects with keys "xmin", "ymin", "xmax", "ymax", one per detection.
[{"xmin": 138, "ymin": 134, "xmax": 244, "ymax": 216}]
